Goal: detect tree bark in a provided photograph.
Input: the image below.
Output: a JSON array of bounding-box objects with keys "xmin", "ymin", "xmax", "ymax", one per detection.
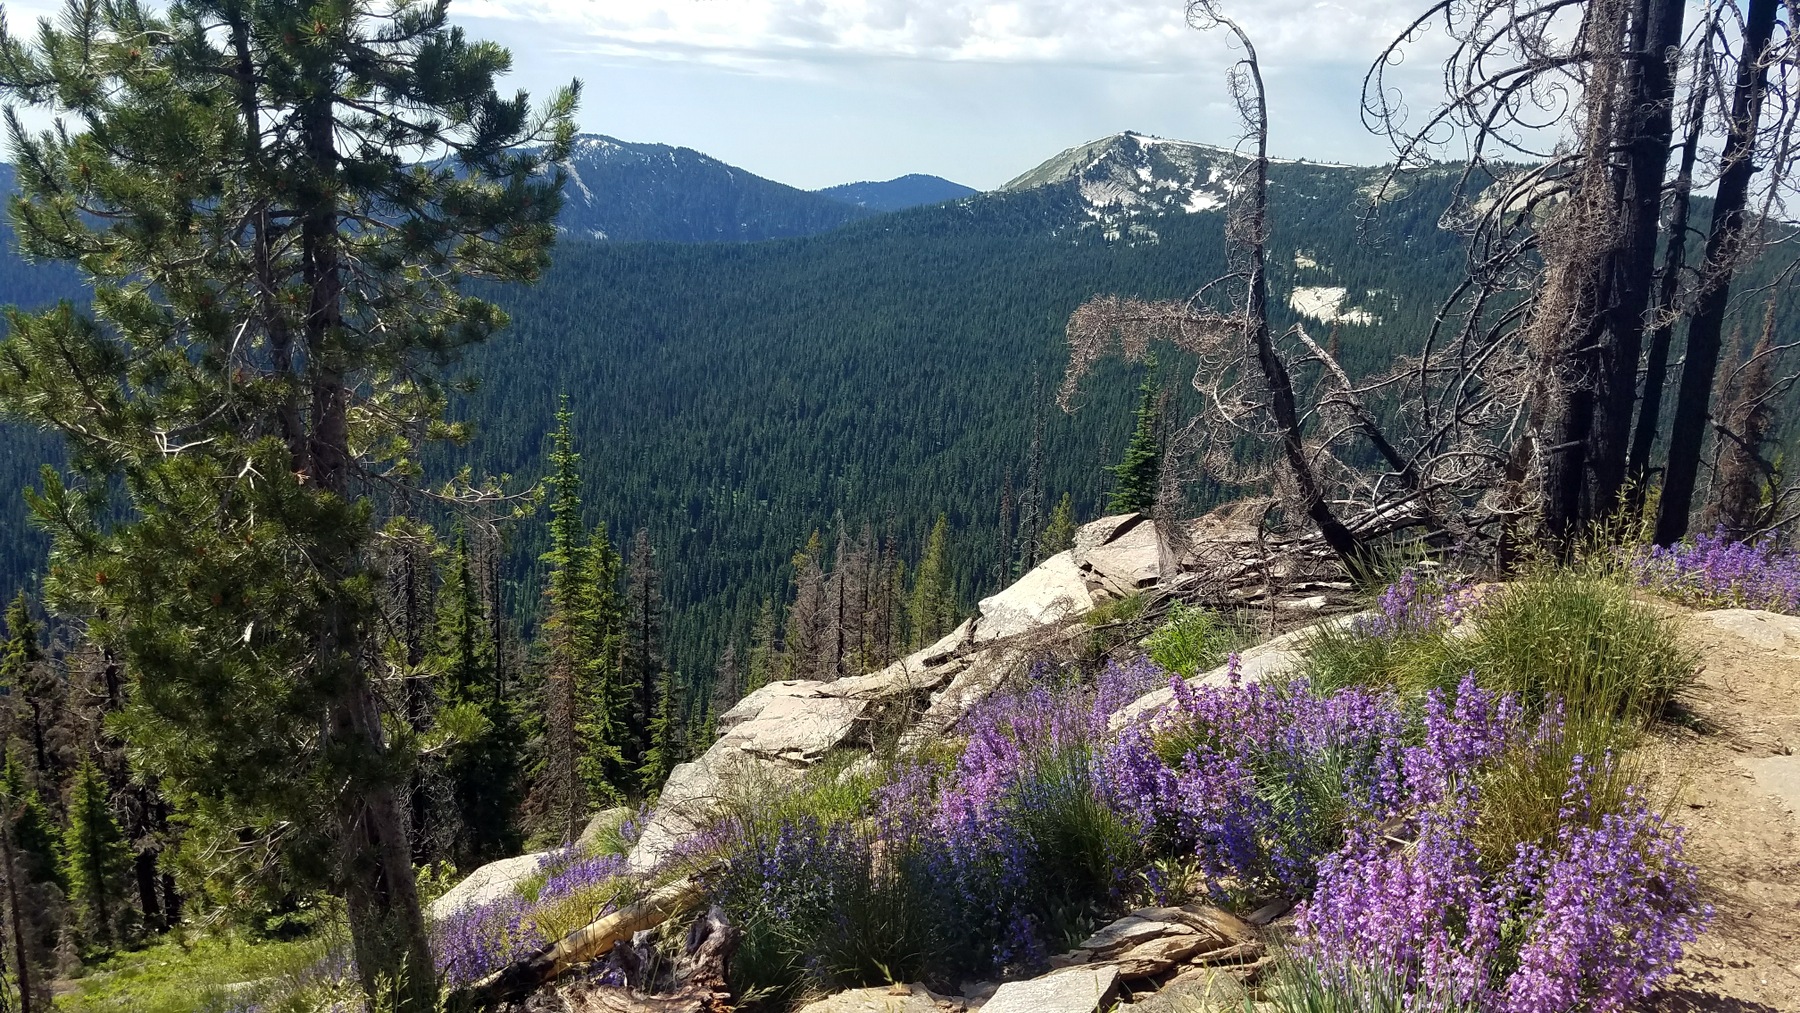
[
  {"xmin": 300, "ymin": 86, "xmax": 434, "ymax": 1008},
  {"xmin": 1655, "ymin": 0, "xmax": 1780, "ymax": 545},
  {"xmin": 1627, "ymin": 42, "xmax": 1710, "ymax": 502},
  {"xmin": 1590, "ymin": 0, "xmax": 1687, "ymax": 513},
  {"xmin": 1, "ymin": 802, "xmax": 32, "ymax": 1013}
]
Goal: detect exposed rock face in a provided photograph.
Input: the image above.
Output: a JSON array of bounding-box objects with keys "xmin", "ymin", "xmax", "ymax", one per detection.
[
  {"xmin": 974, "ymin": 550, "xmax": 1093, "ymax": 642},
  {"xmin": 628, "ymin": 626, "xmax": 976, "ymax": 873},
  {"xmin": 1072, "ymin": 514, "xmax": 1166, "ymax": 597},
  {"xmin": 429, "ymin": 851, "xmax": 550, "ymax": 920}
]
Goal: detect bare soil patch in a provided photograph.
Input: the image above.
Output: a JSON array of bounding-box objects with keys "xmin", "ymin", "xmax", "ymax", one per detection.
[{"xmin": 1647, "ymin": 609, "xmax": 1800, "ymax": 1013}]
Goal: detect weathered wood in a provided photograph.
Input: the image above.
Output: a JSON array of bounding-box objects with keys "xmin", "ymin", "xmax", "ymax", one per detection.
[
  {"xmin": 456, "ymin": 871, "xmax": 713, "ymax": 1007},
  {"xmin": 670, "ymin": 907, "xmax": 737, "ymax": 991}
]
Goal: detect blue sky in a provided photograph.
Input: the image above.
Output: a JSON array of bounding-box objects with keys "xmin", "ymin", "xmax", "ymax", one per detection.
[{"xmin": 451, "ymin": 0, "xmax": 1444, "ymax": 190}]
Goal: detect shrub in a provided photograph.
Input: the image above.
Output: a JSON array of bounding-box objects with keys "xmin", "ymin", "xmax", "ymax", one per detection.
[
  {"xmin": 1143, "ymin": 602, "xmax": 1232, "ymax": 677},
  {"xmin": 1439, "ymin": 572, "xmax": 1692, "ymax": 724},
  {"xmin": 1296, "ymin": 758, "xmax": 1706, "ymax": 1013}
]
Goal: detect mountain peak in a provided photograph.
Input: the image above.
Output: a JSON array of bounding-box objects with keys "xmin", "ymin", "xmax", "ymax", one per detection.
[
  {"xmin": 1001, "ymin": 131, "xmax": 1239, "ymax": 192},
  {"xmin": 816, "ymin": 174, "xmax": 977, "ymax": 212}
]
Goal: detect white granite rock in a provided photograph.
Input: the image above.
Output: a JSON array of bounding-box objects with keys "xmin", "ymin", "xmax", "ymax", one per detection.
[{"xmin": 982, "ymin": 966, "xmax": 1120, "ymax": 1013}]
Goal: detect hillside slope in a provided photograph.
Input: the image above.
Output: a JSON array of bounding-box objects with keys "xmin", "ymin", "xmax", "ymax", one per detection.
[{"xmin": 557, "ymin": 134, "xmax": 877, "ymax": 242}]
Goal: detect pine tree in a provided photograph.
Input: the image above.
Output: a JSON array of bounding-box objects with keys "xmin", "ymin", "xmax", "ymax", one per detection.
[
  {"xmin": 573, "ymin": 526, "xmax": 628, "ymax": 809},
  {"xmin": 1018, "ymin": 376, "xmax": 1046, "ymax": 572},
  {"xmin": 1, "ymin": 747, "xmax": 62, "ymax": 1009},
  {"xmin": 639, "ymin": 669, "xmax": 683, "ymax": 791},
  {"xmin": 745, "ymin": 601, "xmax": 779, "ymax": 695},
  {"xmin": 781, "ymin": 533, "xmax": 827, "ymax": 681},
  {"xmin": 1, "ymin": 755, "xmax": 58, "ymax": 893},
  {"xmin": 429, "ymin": 534, "xmax": 521, "ymax": 866},
  {"xmin": 540, "ymin": 400, "xmax": 591, "ymax": 838},
  {"xmin": 1108, "ymin": 357, "xmax": 1164, "ymax": 515},
  {"xmin": 621, "ymin": 531, "xmax": 665, "ymax": 792},
  {"xmin": 909, "ymin": 516, "xmax": 957, "ymax": 649},
  {"xmin": 0, "ymin": 593, "xmax": 57, "ymax": 780},
  {"xmin": 60, "ymin": 760, "xmax": 134, "ymax": 951},
  {"xmin": 0, "ymin": 2, "xmax": 576, "ymax": 1000},
  {"xmin": 1042, "ymin": 493, "xmax": 1079, "ymax": 556},
  {"xmin": 706, "ymin": 645, "xmax": 743, "ymax": 742}
]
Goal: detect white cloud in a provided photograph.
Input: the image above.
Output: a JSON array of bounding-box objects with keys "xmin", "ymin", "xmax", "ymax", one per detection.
[{"xmin": 466, "ymin": 0, "xmax": 1423, "ymax": 73}]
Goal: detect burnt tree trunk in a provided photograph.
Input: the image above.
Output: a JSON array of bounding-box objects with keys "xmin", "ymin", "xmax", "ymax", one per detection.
[
  {"xmin": 1655, "ymin": 0, "xmax": 1780, "ymax": 545},
  {"xmin": 1627, "ymin": 40, "xmax": 1711, "ymax": 501},
  {"xmin": 1590, "ymin": 0, "xmax": 1687, "ymax": 514}
]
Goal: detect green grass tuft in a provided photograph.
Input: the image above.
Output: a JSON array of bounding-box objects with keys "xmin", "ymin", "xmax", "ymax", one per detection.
[{"xmin": 1143, "ymin": 602, "xmax": 1233, "ymax": 678}]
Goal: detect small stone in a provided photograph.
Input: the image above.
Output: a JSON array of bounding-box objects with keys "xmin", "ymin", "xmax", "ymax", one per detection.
[{"xmin": 1244, "ymin": 899, "xmax": 1291, "ymax": 927}]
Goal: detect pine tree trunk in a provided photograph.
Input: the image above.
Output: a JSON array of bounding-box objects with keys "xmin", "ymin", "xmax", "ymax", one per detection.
[
  {"xmin": 1, "ymin": 804, "xmax": 33, "ymax": 1013},
  {"xmin": 303, "ymin": 93, "xmax": 433, "ymax": 1009},
  {"xmin": 329, "ymin": 676, "xmax": 436, "ymax": 1006},
  {"xmin": 1655, "ymin": 0, "xmax": 1780, "ymax": 545}
]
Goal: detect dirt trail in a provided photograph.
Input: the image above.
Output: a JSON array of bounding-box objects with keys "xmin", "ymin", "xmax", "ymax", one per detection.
[{"xmin": 1649, "ymin": 608, "xmax": 1800, "ymax": 1013}]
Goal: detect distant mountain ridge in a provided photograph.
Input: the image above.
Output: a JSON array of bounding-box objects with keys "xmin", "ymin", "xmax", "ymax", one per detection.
[
  {"xmin": 556, "ymin": 134, "xmax": 877, "ymax": 243},
  {"xmin": 816, "ymin": 174, "xmax": 976, "ymax": 211}
]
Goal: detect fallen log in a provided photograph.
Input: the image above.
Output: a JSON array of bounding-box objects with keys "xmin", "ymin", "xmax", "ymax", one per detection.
[{"xmin": 453, "ymin": 869, "xmax": 715, "ymax": 1007}]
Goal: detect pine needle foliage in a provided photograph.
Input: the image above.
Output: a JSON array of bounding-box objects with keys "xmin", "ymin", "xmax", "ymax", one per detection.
[
  {"xmin": 60, "ymin": 758, "xmax": 134, "ymax": 952},
  {"xmin": 1107, "ymin": 355, "xmax": 1163, "ymax": 515},
  {"xmin": 0, "ymin": 0, "xmax": 577, "ymax": 1002}
]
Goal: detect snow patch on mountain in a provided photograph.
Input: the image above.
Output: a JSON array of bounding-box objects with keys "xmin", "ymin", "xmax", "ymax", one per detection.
[{"xmin": 1290, "ymin": 285, "xmax": 1378, "ymax": 326}]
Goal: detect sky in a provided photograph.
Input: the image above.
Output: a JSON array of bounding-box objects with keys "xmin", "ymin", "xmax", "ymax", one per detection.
[{"xmin": 450, "ymin": 0, "xmax": 1445, "ymax": 191}]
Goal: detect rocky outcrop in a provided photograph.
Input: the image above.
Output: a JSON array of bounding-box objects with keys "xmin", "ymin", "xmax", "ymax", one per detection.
[
  {"xmin": 628, "ymin": 623, "xmax": 977, "ymax": 873},
  {"xmin": 974, "ymin": 551, "xmax": 1093, "ymax": 642},
  {"xmin": 625, "ymin": 513, "xmax": 1370, "ymax": 872},
  {"xmin": 429, "ymin": 851, "xmax": 551, "ymax": 920}
]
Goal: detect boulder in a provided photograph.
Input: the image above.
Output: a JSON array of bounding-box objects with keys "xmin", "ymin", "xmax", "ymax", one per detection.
[
  {"xmin": 974, "ymin": 551, "xmax": 1094, "ymax": 642},
  {"xmin": 429, "ymin": 851, "xmax": 550, "ymax": 920},
  {"xmin": 982, "ymin": 966, "xmax": 1121, "ymax": 1013},
  {"xmin": 796, "ymin": 984, "xmax": 963, "ymax": 1013},
  {"xmin": 1108, "ymin": 614, "xmax": 1365, "ymax": 730},
  {"xmin": 1077, "ymin": 915, "xmax": 1190, "ymax": 955},
  {"xmin": 1131, "ymin": 904, "xmax": 1255, "ymax": 945},
  {"xmin": 1123, "ymin": 969, "xmax": 1248, "ymax": 1013},
  {"xmin": 1104, "ymin": 933, "xmax": 1212, "ymax": 978},
  {"xmin": 1078, "ymin": 519, "xmax": 1166, "ymax": 597},
  {"xmin": 901, "ymin": 647, "xmax": 1027, "ymax": 747},
  {"xmin": 1688, "ymin": 608, "xmax": 1800, "ymax": 654},
  {"xmin": 1073, "ymin": 513, "xmax": 1146, "ymax": 558},
  {"xmin": 629, "ymin": 645, "xmax": 962, "ymax": 873}
]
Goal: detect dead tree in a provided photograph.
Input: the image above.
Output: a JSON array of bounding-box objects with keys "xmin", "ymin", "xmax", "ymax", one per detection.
[
  {"xmin": 1061, "ymin": 4, "xmax": 1378, "ymax": 577},
  {"xmin": 1656, "ymin": 0, "xmax": 1785, "ymax": 544}
]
